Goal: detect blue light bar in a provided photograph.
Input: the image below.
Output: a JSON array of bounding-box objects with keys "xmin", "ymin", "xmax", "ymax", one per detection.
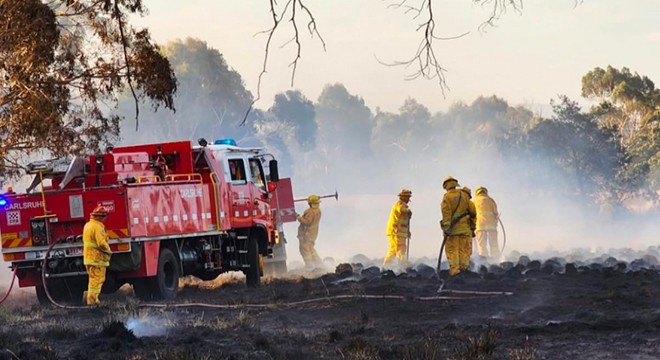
[
  {"xmin": 214, "ymin": 138, "xmax": 237, "ymax": 146},
  {"xmin": 0, "ymin": 196, "xmax": 7, "ymax": 207}
]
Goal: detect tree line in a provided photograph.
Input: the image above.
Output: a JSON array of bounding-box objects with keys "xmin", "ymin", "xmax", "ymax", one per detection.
[{"xmin": 119, "ymin": 39, "xmax": 660, "ymax": 215}]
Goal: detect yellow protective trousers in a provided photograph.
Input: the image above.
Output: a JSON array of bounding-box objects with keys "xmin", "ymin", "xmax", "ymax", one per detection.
[
  {"xmin": 459, "ymin": 236, "xmax": 472, "ymax": 271},
  {"xmin": 299, "ymin": 237, "xmax": 322, "ymax": 267},
  {"xmin": 383, "ymin": 235, "xmax": 408, "ymax": 267},
  {"xmin": 85, "ymin": 265, "xmax": 106, "ymax": 305},
  {"xmin": 476, "ymin": 230, "xmax": 500, "ymax": 259},
  {"xmin": 446, "ymin": 235, "xmax": 472, "ymax": 276}
]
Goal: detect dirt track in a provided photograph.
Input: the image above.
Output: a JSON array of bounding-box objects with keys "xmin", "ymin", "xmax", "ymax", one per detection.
[{"xmin": 2, "ymin": 255, "xmax": 660, "ymax": 360}]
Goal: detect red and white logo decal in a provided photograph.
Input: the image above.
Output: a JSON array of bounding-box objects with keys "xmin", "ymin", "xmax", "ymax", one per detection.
[
  {"xmin": 99, "ymin": 200, "xmax": 115, "ymax": 213},
  {"xmin": 6, "ymin": 211, "xmax": 21, "ymax": 226}
]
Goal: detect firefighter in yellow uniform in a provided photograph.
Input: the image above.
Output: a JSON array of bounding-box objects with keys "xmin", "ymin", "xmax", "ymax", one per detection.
[
  {"xmin": 460, "ymin": 186, "xmax": 476, "ymax": 262},
  {"xmin": 474, "ymin": 186, "xmax": 500, "ymax": 260},
  {"xmin": 383, "ymin": 189, "xmax": 412, "ymax": 267},
  {"xmin": 297, "ymin": 195, "xmax": 322, "ymax": 267},
  {"xmin": 83, "ymin": 205, "xmax": 112, "ymax": 305},
  {"xmin": 441, "ymin": 177, "xmax": 476, "ymax": 276}
]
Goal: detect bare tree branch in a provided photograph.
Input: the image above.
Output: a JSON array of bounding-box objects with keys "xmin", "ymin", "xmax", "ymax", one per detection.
[
  {"xmin": 475, "ymin": 0, "xmax": 524, "ymax": 33},
  {"xmin": 113, "ymin": 0, "xmax": 140, "ymax": 131},
  {"xmin": 379, "ymin": 0, "xmax": 469, "ymax": 95},
  {"xmin": 243, "ymin": 0, "xmax": 325, "ymax": 125}
]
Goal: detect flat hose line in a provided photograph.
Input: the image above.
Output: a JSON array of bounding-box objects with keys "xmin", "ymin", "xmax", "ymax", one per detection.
[{"xmin": 138, "ymin": 290, "xmax": 514, "ymax": 310}]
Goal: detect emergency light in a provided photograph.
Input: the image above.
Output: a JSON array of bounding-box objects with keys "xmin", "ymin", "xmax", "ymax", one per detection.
[
  {"xmin": 0, "ymin": 196, "xmax": 7, "ymax": 207},
  {"xmin": 214, "ymin": 138, "xmax": 237, "ymax": 146}
]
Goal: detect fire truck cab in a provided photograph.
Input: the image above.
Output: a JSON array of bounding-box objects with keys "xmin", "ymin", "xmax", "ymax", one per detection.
[{"xmin": 0, "ymin": 138, "xmax": 295, "ymax": 304}]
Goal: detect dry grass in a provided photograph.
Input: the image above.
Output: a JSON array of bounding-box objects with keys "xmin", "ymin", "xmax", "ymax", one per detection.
[
  {"xmin": 179, "ymin": 272, "xmax": 245, "ymax": 290},
  {"xmin": 153, "ymin": 350, "xmax": 214, "ymax": 360},
  {"xmin": 509, "ymin": 340, "xmax": 537, "ymax": 360},
  {"xmin": 342, "ymin": 338, "xmax": 381, "ymax": 360},
  {"xmin": 0, "ymin": 304, "xmax": 44, "ymax": 325},
  {"xmin": 452, "ymin": 330, "xmax": 499, "ymax": 360},
  {"xmin": 187, "ymin": 310, "xmax": 255, "ymax": 330},
  {"xmin": 401, "ymin": 338, "xmax": 444, "ymax": 360}
]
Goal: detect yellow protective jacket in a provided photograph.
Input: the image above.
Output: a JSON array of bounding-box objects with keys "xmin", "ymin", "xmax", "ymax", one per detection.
[
  {"xmin": 441, "ymin": 188, "xmax": 476, "ymax": 236},
  {"xmin": 83, "ymin": 218, "xmax": 112, "ymax": 267},
  {"xmin": 474, "ymin": 194, "xmax": 499, "ymax": 231},
  {"xmin": 386, "ymin": 200, "xmax": 412, "ymax": 237},
  {"xmin": 297, "ymin": 205, "xmax": 322, "ymax": 241}
]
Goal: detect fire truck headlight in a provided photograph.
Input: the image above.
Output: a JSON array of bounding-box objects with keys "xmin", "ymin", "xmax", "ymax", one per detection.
[{"xmin": 0, "ymin": 196, "xmax": 7, "ymax": 207}]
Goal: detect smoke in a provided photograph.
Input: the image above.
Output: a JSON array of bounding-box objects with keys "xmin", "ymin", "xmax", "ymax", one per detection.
[
  {"xmin": 275, "ymin": 95, "xmax": 660, "ymax": 268},
  {"xmin": 125, "ymin": 315, "xmax": 171, "ymax": 337}
]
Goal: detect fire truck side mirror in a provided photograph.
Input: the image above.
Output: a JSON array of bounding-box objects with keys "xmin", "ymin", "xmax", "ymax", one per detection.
[{"xmin": 269, "ymin": 160, "xmax": 279, "ymax": 183}]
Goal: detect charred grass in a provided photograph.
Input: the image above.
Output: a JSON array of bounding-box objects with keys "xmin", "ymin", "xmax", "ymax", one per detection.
[{"xmin": 451, "ymin": 329, "xmax": 499, "ymax": 360}]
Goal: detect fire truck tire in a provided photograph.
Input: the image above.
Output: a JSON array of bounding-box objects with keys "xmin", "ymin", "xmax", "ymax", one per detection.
[
  {"xmin": 245, "ymin": 237, "xmax": 261, "ymax": 287},
  {"xmin": 133, "ymin": 248, "xmax": 180, "ymax": 301}
]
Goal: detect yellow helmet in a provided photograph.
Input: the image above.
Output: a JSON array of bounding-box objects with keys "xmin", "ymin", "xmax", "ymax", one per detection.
[
  {"xmin": 442, "ymin": 176, "xmax": 458, "ymax": 190},
  {"xmin": 461, "ymin": 186, "xmax": 472, "ymax": 198},
  {"xmin": 307, "ymin": 195, "xmax": 321, "ymax": 204},
  {"xmin": 398, "ymin": 188, "xmax": 412, "ymax": 197},
  {"xmin": 475, "ymin": 186, "xmax": 488, "ymax": 196}
]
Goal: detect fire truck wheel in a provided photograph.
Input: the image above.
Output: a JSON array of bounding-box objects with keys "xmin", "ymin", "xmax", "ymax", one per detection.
[
  {"xmin": 133, "ymin": 248, "xmax": 180, "ymax": 301},
  {"xmin": 245, "ymin": 237, "xmax": 261, "ymax": 287},
  {"xmin": 154, "ymin": 248, "xmax": 180, "ymax": 300}
]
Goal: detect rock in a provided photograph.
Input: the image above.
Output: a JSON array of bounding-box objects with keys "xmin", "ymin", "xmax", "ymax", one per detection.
[
  {"xmin": 588, "ymin": 263, "xmax": 603, "ymax": 271},
  {"xmin": 381, "ymin": 270, "xmax": 396, "ymax": 279},
  {"xmin": 488, "ymin": 265, "xmax": 504, "ymax": 275},
  {"xmin": 335, "ymin": 263, "xmax": 354, "ymax": 278},
  {"xmin": 527, "ymin": 260, "xmax": 542, "ymax": 271},
  {"xmin": 360, "ymin": 266, "xmax": 381, "ymax": 278},
  {"xmin": 411, "ymin": 263, "xmax": 436, "ymax": 279},
  {"xmin": 565, "ymin": 263, "xmax": 578, "ymax": 275},
  {"xmin": 351, "ymin": 262, "xmax": 365, "ymax": 273},
  {"xmin": 500, "ymin": 261, "xmax": 514, "ymax": 271},
  {"xmin": 630, "ymin": 259, "xmax": 651, "ymax": 271},
  {"xmin": 541, "ymin": 259, "xmax": 563, "ymax": 274},
  {"xmin": 603, "ymin": 257, "xmax": 618, "ymax": 267},
  {"xmin": 478, "ymin": 265, "xmax": 489, "ymax": 275},
  {"xmin": 614, "ymin": 262, "xmax": 627, "ymax": 272},
  {"xmin": 517, "ymin": 256, "xmax": 531, "ymax": 267},
  {"xmin": 549, "ymin": 257, "xmax": 566, "ymax": 266}
]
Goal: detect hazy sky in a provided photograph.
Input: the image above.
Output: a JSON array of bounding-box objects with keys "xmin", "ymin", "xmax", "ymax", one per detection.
[{"xmin": 132, "ymin": 0, "xmax": 660, "ymax": 114}]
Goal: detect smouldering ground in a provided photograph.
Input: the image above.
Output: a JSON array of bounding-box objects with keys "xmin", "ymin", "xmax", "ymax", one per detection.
[{"xmin": 2, "ymin": 254, "xmax": 660, "ymax": 360}]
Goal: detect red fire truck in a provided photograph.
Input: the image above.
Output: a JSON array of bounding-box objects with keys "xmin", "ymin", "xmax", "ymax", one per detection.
[{"xmin": 0, "ymin": 138, "xmax": 295, "ymax": 304}]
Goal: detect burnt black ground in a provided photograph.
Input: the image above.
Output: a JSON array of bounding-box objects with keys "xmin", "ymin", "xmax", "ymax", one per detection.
[{"xmin": 2, "ymin": 260, "xmax": 660, "ymax": 360}]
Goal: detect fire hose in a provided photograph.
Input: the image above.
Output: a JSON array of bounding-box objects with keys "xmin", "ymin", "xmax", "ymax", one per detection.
[
  {"xmin": 41, "ymin": 237, "xmax": 87, "ymax": 309},
  {"xmin": 499, "ymin": 217, "xmax": 507, "ymax": 256},
  {"xmin": 139, "ymin": 290, "xmax": 513, "ymax": 309},
  {"xmin": 0, "ymin": 265, "xmax": 18, "ymax": 306}
]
